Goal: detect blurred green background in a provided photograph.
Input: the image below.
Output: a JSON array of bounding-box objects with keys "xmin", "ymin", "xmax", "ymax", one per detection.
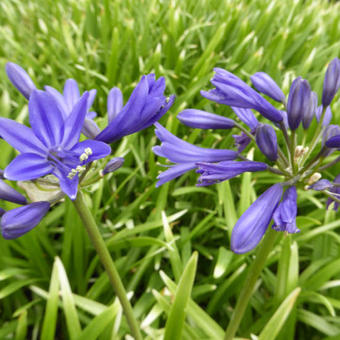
[{"xmin": 0, "ymin": 0, "xmax": 340, "ymax": 339}]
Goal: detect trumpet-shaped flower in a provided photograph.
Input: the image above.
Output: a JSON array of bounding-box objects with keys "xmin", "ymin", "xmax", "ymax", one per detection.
[
  {"xmin": 178, "ymin": 109, "xmax": 235, "ymax": 130},
  {"xmin": 231, "ymin": 184, "xmax": 283, "ymax": 254},
  {"xmin": 196, "ymin": 161, "xmax": 267, "ymax": 186},
  {"xmin": 0, "ymin": 90, "xmax": 111, "ymax": 200},
  {"xmin": 96, "ymin": 75, "xmax": 175, "ymax": 144},
  {"xmin": 201, "ymin": 68, "xmax": 282, "ymax": 123},
  {"xmin": 153, "ymin": 123, "xmax": 238, "ymax": 186}
]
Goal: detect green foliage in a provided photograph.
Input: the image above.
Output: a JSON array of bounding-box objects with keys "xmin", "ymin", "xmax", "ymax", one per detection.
[{"xmin": 0, "ymin": 0, "xmax": 340, "ymax": 339}]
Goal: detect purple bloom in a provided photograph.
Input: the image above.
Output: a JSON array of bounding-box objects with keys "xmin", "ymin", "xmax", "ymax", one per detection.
[
  {"xmin": 107, "ymin": 87, "xmax": 123, "ymax": 123},
  {"xmin": 272, "ymin": 186, "xmax": 299, "ymax": 233},
  {"xmin": 177, "ymin": 109, "xmax": 235, "ymax": 130},
  {"xmin": 201, "ymin": 68, "xmax": 282, "ymax": 123},
  {"xmin": 1, "ymin": 201, "xmax": 50, "ymax": 239},
  {"xmin": 255, "ymin": 124, "xmax": 278, "ymax": 161},
  {"xmin": 231, "ymin": 184, "xmax": 283, "ymax": 254},
  {"xmin": 309, "ymin": 179, "xmax": 333, "ymax": 191},
  {"xmin": 233, "ymin": 132, "xmax": 252, "ymax": 152},
  {"xmin": 323, "ymin": 125, "xmax": 340, "ymax": 156},
  {"xmin": 322, "ymin": 58, "xmax": 340, "ymax": 107},
  {"xmin": 327, "ymin": 175, "xmax": 340, "ymax": 211},
  {"xmin": 0, "ymin": 180, "xmax": 27, "ymax": 205},
  {"xmin": 102, "ymin": 157, "xmax": 125, "ymax": 175},
  {"xmin": 96, "ymin": 74, "xmax": 175, "ymax": 144},
  {"xmin": 250, "ymin": 72, "xmax": 285, "ymax": 103},
  {"xmin": 153, "ymin": 123, "xmax": 238, "ymax": 186},
  {"xmin": 196, "ymin": 161, "xmax": 267, "ymax": 186},
  {"xmin": 0, "ymin": 90, "xmax": 111, "ymax": 200},
  {"xmin": 6, "ymin": 62, "xmax": 36, "ymax": 99},
  {"xmin": 287, "ymin": 77, "xmax": 311, "ymax": 130},
  {"xmin": 231, "ymin": 107, "xmax": 258, "ymax": 130},
  {"xmin": 45, "ymin": 79, "xmax": 98, "ymax": 138},
  {"xmin": 316, "ymin": 105, "xmax": 332, "ymax": 127},
  {"xmin": 302, "ymin": 91, "xmax": 318, "ymax": 129}
]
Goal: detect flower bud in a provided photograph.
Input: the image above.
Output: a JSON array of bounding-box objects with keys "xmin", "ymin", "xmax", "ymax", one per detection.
[
  {"xmin": 322, "ymin": 58, "xmax": 340, "ymax": 107},
  {"xmin": 5, "ymin": 62, "xmax": 36, "ymax": 99},
  {"xmin": 287, "ymin": 77, "xmax": 311, "ymax": 130},
  {"xmin": 0, "ymin": 180, "xmax": 27, "ymax": 205},
  {"xmin": 251, "ymin": 72, "xmax": 285, "ymax": 103},
  {"xmin": 272, "ymin": 186, "xmax": 299, "ymax": 234},
  {"xmin": 102, "ymin": 157, "xmax": 125, "ymax": 175},
  {"xmin": 309, "ymin": 179, "xmax": 332, "ymax": 191},
  {"xmin": 231, "ymin": 184, "xmax": 283, "ymax": 253},
  {"xmin": 1, "ymin": 201, "xmax": 50, "ymax": 239},
  {"xmin": 255, "ymin": 124, "xmax": 278, "ymax": 161},
  {"xmin": 302, "ymin": 91, "xmax": 318, "ymax": 129},
  {"xmin": 178, "ymin": 109, "xmax": 235, "ymax": 130}
]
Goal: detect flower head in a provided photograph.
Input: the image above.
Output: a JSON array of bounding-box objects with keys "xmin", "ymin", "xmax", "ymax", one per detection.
[{"xmin": 0, "ymin": 90, "xmax": 111, "ymax": 200}]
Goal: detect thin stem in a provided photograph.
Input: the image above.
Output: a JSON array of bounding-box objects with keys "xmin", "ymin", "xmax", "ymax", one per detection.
[
  {"xmin": 319, "ymin": 156, "xmax": 340, "ymax": 171},
  {"xmin": 224, "ymin": 228, "xmax": 278, "ymax": 340},
  {"xmin": 73, "ymin": 191, "xmax": 142, "ymax": 340}
]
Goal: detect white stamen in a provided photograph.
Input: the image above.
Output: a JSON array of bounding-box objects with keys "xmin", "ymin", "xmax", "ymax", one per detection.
[
  {"xmin": 85, "ymin": 147, "xmax": 93, "ymax": 155},
  {"xmin": 308, "ymin": 172, "xmax": 321, "ymax": 185},
  {"xmin": 79, "ymin": 153, "xmax": 88, "ymax": 161}
]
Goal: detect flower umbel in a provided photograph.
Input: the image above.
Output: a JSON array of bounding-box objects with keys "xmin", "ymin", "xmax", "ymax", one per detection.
[{"xmin": 154, "ymin": 58, "xmax": 340, "ymax": 253}]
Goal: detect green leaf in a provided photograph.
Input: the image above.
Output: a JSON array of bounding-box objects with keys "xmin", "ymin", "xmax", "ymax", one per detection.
[
  {"xmin": 258, "ymin": 287, "xmax": 301, "ymax": 340},
  {"xmin": 164, "ymin": 252, "xmax": 198, "ymax": 340}
]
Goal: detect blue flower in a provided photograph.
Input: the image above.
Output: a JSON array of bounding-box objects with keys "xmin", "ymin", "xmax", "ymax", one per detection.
[
  {"xmin": 0, "ymin": 90, "xmax": 111, "ymax": 200},
  {"xmin": 322, "ymin": 58, "xmax": 340, "ymax": 107},
  {"xmin": 102, "ymin": 157, "xmax": 125, "ymax": 175},
  {"xmin": 45, "ymin": 79, "xmax": 98, "ymax": 138},
  {"xmin": 96, "ymin": 74, "xmax": 175, "ymax": 144},
  {"xmin": 6, "ymin": 62, "xmax": 36, "ymax": 99},
  {"xmin": 153, "ymin": 123, "xmax": 238, "ymax": 186},
  {"xmin": 196, "ymin": 161, "xmax": 267, "ymax": 186},
  {"xmin": 231, "ymin": 184, "xmax": 283, "ymax": 254},
  {"xmin": 201, "ymin": 68, "xmax": 282, "ymax": 123},
  {"xmin": 178, "ymin": 109, "xmax": 235, "ymax": 130},
  {"xmin": 255, "ymin": 124, "xmax": 278, "ymax": 161},
  {"xmin": 1, "ymin": 201, "xmax": 50, "ymax": 239},
  {"xmin": 272, "ymin": 186, "xmax": 299, "ymax": 233},
  {"xmin": 287, "ymin": 77, "xmax": 312, "ymax": 130},
  {"xmin": 327, "ymin": 175, "xmax": 340, "ymax": 211},
  {"xmin": 309, "ymin": 179, "xmax": 333, "ymax": 191},
  {"xmin": 0, "ymin": 179, "xmax": 27, "ymax": 205},
  {"xmin": 250, "ymin": 72, "xmax": 285, "ymax": 103}
]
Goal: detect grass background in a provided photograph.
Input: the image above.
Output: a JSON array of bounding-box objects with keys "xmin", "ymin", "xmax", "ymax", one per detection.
[{"xmin": 0, "ymin": 0, "xmax": 340, "ymax": 339}]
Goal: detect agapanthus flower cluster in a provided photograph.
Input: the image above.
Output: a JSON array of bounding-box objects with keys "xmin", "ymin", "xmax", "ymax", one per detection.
[
  {"xmin": 154, "ymin": 58, "xmax": 340, "ymax": 254},
  {"xmin": 0, "ymin": 63, "xmax": 174, "ymax": 239}
]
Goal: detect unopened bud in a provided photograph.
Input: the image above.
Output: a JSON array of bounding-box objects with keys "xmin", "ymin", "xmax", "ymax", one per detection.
[
  {"xmin": 308, "ymin": 172, "xmax": 322, "ymax": 185},
  {"xmin": 102, "ymin": 157, "xmax": 125, "ymax": 176}
]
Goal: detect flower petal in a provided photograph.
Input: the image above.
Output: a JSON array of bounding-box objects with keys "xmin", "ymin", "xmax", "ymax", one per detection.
[
  {"xmin": 71, "ymin": 140, "xmax": 111, "ymax": 163},
  {"xmin": 0, "ymin": 118, "xmax": 47, "ymax": 154},
  {"xmin": 62, "ymin": 92, "xmax": 90, "ymax": 148},
  {"xmin": 53, "ymin": 168, "xmax": 79, "ymax": 200},
  {"xmin": 178, "ymin": 109, "xmax": 235, "ymax": 129},
  {"xmin": 5, "ymin": 153, "xmax": 52, "ymax": 181},
  {"xmin": 29, "ymin": 90, "xmax": 65, "ymax": 147},
  {"xmin": 63, "ymin": 79, "xmax": 80, "ymax": 112},
  {"xmin": 1, "ymin": 201, "xmax": 50, "ymax": 239},
  {"xmin": 156, "ymin": 163, "xmax": 197, "ymax": 187},
  {"xmin": 107, "ymin": 87, "xmax": 123, "ymax": 123}
]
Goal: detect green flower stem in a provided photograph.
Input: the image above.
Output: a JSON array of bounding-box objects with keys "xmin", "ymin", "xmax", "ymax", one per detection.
[
  {"xmin": 73, "ymin": 191, "xmax": 142, "ymax": 340},
  {"xmin": 224, "ymin": 228, "xmax": 278, "ymax": 340}
]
